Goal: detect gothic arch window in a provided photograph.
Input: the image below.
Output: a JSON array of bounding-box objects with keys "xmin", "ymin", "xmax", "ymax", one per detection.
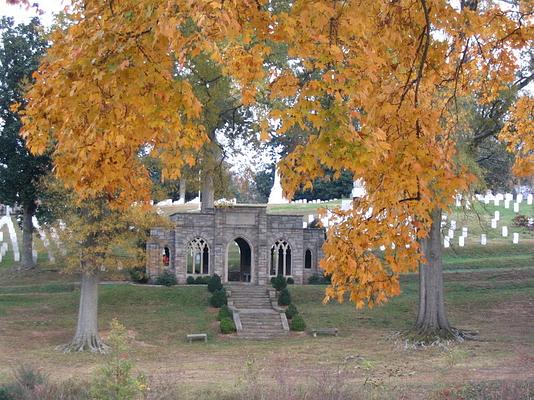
[
  {"xmin": 270, "ymin": 240, "xmax": 291, "ymax": 276},
  {"xmin": 186, "ymin": 238, "xmax": 210, "ymax": 275},
  {"xmin": 304, "ymin": 249, "xmax": 312, "ymax": 269}
]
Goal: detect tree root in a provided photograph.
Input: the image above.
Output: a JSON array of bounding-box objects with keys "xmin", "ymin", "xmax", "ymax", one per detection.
[
  {"xmin": 56, "ymin": 334, "xmax": 109, "ymax": 354},
  {"xmin": 389, "ymin": 327, "xmax": 480, "ymax": 349}
]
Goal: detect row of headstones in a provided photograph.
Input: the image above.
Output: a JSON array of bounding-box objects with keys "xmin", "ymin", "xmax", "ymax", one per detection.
[
  {"xmin": 301, "ymin": 205, "xmax": 524, "ymax": 248},
  {"xmin": 475, "ymin": 192, "xmax": 533, "ymax": 208},
  {"xmin": 292, "ymin": 198, "xmax": 337, "ymax": 205}
]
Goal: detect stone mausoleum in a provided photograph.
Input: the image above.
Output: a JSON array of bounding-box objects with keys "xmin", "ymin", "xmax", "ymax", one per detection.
[{"xmin": 146, "ymin": 205, "xmax": 325, "ymax": 285}]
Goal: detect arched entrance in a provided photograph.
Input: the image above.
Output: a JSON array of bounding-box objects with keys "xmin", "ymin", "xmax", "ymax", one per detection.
[{"xmin": 226, "ymin": 237, "xmax": 252, "ymax": 283}]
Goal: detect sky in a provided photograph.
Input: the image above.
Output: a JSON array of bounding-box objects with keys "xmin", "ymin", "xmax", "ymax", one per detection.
[{"xmin": 0, "ymin": 1, "xmax": 66, "ymax": 26}]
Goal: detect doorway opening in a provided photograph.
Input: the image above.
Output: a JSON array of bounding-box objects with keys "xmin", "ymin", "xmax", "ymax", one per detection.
[{"xmin": 227, "ymin": 238, "xmax": 252, "ymax": 282}]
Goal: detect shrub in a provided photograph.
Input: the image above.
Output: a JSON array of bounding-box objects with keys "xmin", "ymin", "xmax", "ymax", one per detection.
[
  {"xmin": 195, "ymin": 276, "xmax": 210, "ymax": 285},
  {"xmin": 91, "ymin": 319, "xmax": 147, "ymax": 400},
  {"xmin": 207, "ymin": 274, "xmax": 223, "ymax": 293},
  {"xmin": 278, "ymin": 288, "xmax": 291, "ymax": 306},
  {"xmin": 271, "ymin": 275, "xmax": 287, "ymax": 291},
  {"xmin": 128, "ymin": 267, "xmax": 148, "ymax": 284},
  {"xmin": 290, "ymin": 315, "xmax": 306, "ymax": 331},
  {"xmin": 287, "ymin": 277, "xmax": 295, "ymax": 284},
  {"xmin": 308, "ymin": 274, "xmax": 331, "ymax": 285},
  {"xmin": 285, "ymin": 303, "xmax": 299, "ymax": 319},
  {"xmin": 210, "ymin": 288, "xmax": 227, "ymax": 308},
  {"xmin": 217, "ymin": 305, "xmax": 233, "ymax": 321},
  {"xmin": 220, "ymin": 317, "xmax": 236, "ymax": 334},
  {"xmin": 0, "ymin": 365, "xmax": 90, "ymax": 400},
  {"xmin": 186, "ymin": 276, "xmax": 195, "ymax": 285},
  {"xmin": 0, "ymin": 387, "xmax": 11, "ymax": 400},
  {"xmin": 513, "ymin": 214, "xmax": 533, "ymax": 230},
  {"xmin": 154, "ymin": 270, "xmax": 177, "ymax": 286}
]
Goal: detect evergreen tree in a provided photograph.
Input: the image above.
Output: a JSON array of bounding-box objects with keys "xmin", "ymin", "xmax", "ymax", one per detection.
[{"xmin": 0, "ymin": 17, "xmax": 50, "ymax": 268}]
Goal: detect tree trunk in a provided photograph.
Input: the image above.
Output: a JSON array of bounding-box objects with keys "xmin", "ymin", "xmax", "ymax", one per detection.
[
  {"xmin": 58, "ymin": 270, "xmax": 108, "ymax": 353},
  {"xmin": 414, "ymin": 208, "xmax": 454, "ymax": 339},
  {"xmin": 201, "ymin": 173, "xmax": 214, "ymax": 211},
  {"xmin": 179, "ymin": 175, "xmax": 186, "ymax": 203},
  {"xmin": 20, "ymin": 203, "xmax": 36, "ymax": 269}
]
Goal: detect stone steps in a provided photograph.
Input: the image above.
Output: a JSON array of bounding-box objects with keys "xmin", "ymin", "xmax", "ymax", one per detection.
[{"xmin": 226, "ymin": 284, "xmax": 288, "ymax": 340}]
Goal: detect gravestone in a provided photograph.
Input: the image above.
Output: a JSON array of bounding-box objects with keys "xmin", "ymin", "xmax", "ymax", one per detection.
[
  {"xmin": 502, "ymin": 226, "xmax": 508, "ymax": 237},
  {"xmin": 512, "ymin": 232, "xmax": 519, "ymax": 244},
  {"xmin": 480, "ymin": 234, "xmax": 487, "ymax": 246}
]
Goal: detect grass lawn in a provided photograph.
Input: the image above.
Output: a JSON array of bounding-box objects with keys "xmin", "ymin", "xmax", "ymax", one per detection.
[{"xmin": 0, "ymin": 267, "xmax": 533, "ymax": 398}]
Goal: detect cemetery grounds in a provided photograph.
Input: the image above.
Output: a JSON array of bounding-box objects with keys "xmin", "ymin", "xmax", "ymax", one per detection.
[{"xmin": 0, "ymin": 199, "xmax": 533, "ymax": 399}]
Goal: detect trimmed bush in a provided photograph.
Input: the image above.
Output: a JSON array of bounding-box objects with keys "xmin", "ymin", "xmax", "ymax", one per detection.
[
  {"xmin": 195, "ymin": 276, "xmax": 210, "ymax": 285},
  {"xmin": 290, "ymin": 315, "xmax": 306, "ymax": 331},
  {"xmin": 285, "ymin": 303, "xmax": 299, "ymax": 319},
  {"xmin": 287, "ymin": 277, "xmax": 295, "ymax": 285},
  {"xmin": 154, "ymin": 270, "xmax": 177, "ymax": 286},
  {"xmin": 308, "ymin": 274, "xmax": 331, "ymax": 285},
  {"xmin": 217, "ymin": 305, "xmax": 233, "ymax": 321},
  {"xmin": 278, "ymin": 288, "xmax": 291, "ymax": 306},
  {"xmin": 271, "ymin": 275, "xmax": 287, "ymax": 291},
  {"xmin": 186, "ymin": 276, "xmax": 195, "ymax": 285},
  {"xmin": 129, "ymin": 267, "xmax": 148, "ymax": 284},
  {"xmin": 208, "ymin": 274, "xmax": 223, "ymax": 293},
  {"xmin": 210, "ymin": 288, "xmax": 227, "ymax": 308},
  {"xmin": 220, "ymin": 317, "xmax": 236, "ymax": 334}
]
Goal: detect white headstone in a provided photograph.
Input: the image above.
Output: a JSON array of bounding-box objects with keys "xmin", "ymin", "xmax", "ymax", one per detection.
[
  {"xmin": 458, "ymin": 236, "xmax": 465, "ymax": 247},
  {"xmin": 448, "ymin": 229, "xmax": 454, "ymax": 238},
  {"xmin": 491, "ymin": 219, "xmax": 497, "ymax": 229},
  {"xmin": 0, "ymin": 231, "xmax": 3, "ymax": 241},
  {"xmin": 352, "ymin": 179, "xmax": 366, "ymax": 199},
  {"xmin": 513, "ymin": 202, "xmax": 519, "ymax": 213},
  {"xmin": 379, "ymin": 245, "xmax": 386, "ymax": 251},
  {"xmin": 308, "ymin": 214, "xmax": 315, "ymax": 223},
  {"xmin": 494, "ymin": 198, "xmax": 500, "ymax": 206},
  {"xmin": 527, "ymin": 194, "xmax": 533, "ymax": 205},
  {"xmin": 450, "ymin": 220, "xmax": 456, "ymax": 230},
  {"xmin": 484, "ymin": 196, "xmax": 490, "ymax": 205},
  {"xmin": 494, "ymin": 210, "xmax": 500, "ymax": 221},
  {"xmin": 455, "ymin": 194, "xmax": 462, "ymax": 207},
  {"xmin": 516, "ymin": 194, "xmax": 523, "ymax": 204},
  {"xmin": 303, "ymin": 221, "xmax": 308, "ymax": 228},
  {"xmin": 512, "ymin": 232, "xmax": 519, "ymax": 244},
  {"xmin": 444, "ymin": 236, "xmax": 450, "ymax": 248},
  {"xmin": 505, "ymin": 193, "xmax": 513, "ymax": 201},
  {"xmin": 504, "ymin": 199, "xmax": 510, "ymax": 209},
  {"xmin": 480, "ymin": 234, "xmax": 487, "ymax": 246},
  {"xmin": 14, "ymin": 253, "xmax": 20, "ymax": 262},
  {"xmin": 502, "ymin": 226, "xmax": 508, "ymax": 237},
  {"xmin": 462, "ymin": 227, "xmax": 468, "ymax": 237}
]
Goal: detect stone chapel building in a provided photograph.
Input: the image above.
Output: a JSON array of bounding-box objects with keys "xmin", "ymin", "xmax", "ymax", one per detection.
[{"xmin": 146, "ymin": 205, "xmax": 325, "ymax": 285}]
